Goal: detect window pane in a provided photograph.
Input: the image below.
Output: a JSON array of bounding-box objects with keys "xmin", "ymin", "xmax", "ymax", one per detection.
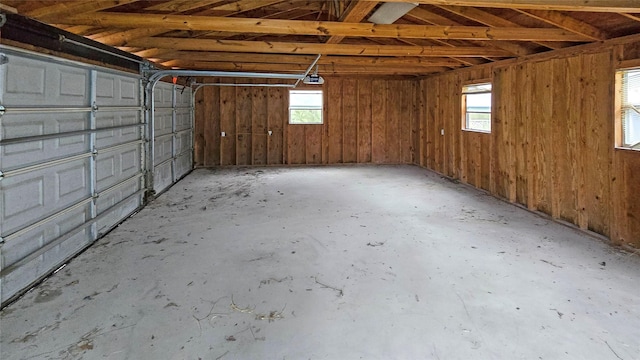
[
  {"xmin": 466, "ymin": 93, "xmax": 491, "ymax": 113},
  {"xmin": 290, "ymin": 109, "xmax": 322, "ymax": 124},
  {"xmin": 621, "ymin": 69, "xmax": 640, "ymax": 148},
  {"xmin": 467, "ymin": 112, "xmax": 491, "ymax": 132},
  {"xmin": 463, "ymin": 83, "xmax": 492, "ymax": 132},
  {"xmin": 290, "ymin": 91, "xmax": 322, "ymax": 107},
  {"xmin": 623, "ymin": 109, "xmax": 640, "ymax": 146}
]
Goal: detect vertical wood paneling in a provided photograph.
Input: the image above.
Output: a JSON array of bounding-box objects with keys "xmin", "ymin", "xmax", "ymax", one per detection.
[
  {"xmin": 584, "ymin": 52, "xmax": 613, "ymax": 236},
  {"xmin": 194, "ymin": 85, "xmax": 205, "ymax": 166},
  {"xmin": 219, "ymin": 84, "xmax": 236, "ymax": 166},
  {"xmin": 419, "ymin": 46, "xmax": 639, "ymax": 247},
  {"xmin": 386, "ymin": 81, "xmax": 401, "ymax": 163},
  {"xmin": 288, "ymin": 125, "xmax": 305, "ymax": 165},
  {"xmin": 267, "ymin": 86, "xmax": 285, "ymax": 165},
  {"xmin": 252, "ymin": 87, "xmax": 268, "ymax": 165},
  {"xmin": 306, "ymin": 125, "xmax": 323, "ymax": 164},
  {"xmin": 515, "ymin": 63, "xmax": 530, "ymax": 207},
  {"xmin": 371, "ymin": 79, "xmax": 386, "ymax": 163},
  {"xmin": 357, "ymin": 79, "xmax": 372, "ymax": 163},
  {"xmin": 327, "ymin": 80, "xmax": 343, "ymax": 163},
  {"xmin": 342, "ymin": 79, "xmax": 358, "ymax": 163},
  {"xmin": 195, "ymin": 77, "xmax": 418, "ymax": 169},
  {"xmin": 236, "ymin": 86, "xmax": 252, "ymax": 165}
]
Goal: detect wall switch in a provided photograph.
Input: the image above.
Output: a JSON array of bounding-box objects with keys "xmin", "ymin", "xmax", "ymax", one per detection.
[
  {"xmin": 268, "ymin": 130, "xmax": 273, "ymax": 136},
  {"xmin": 221, "ymin": 131, "xmax": 226, "ymax": 137},
  {"xmin": 440, "ymin": 129, "xmax": 445, "ymax": 135}
]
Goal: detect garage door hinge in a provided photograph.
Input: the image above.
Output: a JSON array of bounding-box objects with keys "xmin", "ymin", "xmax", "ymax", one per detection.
[
  {"xmin": 91, "ymin": 102, "xmax": 99, "ymax": 112},
  {"xmin": 91, "ymin": 147, "xmax": 98, "ymax": 156},
  {"xmin": 0, "ymin": 105, "xmax": 5, "ymax": 116},
  {"xmin": 0, "ymin": 236, "xmax": 4, "ymax": 245},
  {"xmin": 92, "ymin": 192, "xmax": 99, "ymax": 199},
  {"xmin": 0, "ymin": 53, "xmax": 8, "ymax": 65},
  {"xmin": 0, "ymin": 170, "xmax": 4, "ymax": 181}
]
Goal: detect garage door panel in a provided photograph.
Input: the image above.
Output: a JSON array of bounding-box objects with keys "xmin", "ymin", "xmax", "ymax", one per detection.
[
  {"xmin": 0, "ymin": 47, "xmax": 147, "ymax": 306},
  {"xmin": 96, "ymin": 179, "xmax": 142, "ymax": 234},
  {"xmin": 1, "ymin": 158, "xmax": 91, "ymax": 236},
  {"xmin": 95, "ymin": 111, "xmax": 141, "ymax": 148},
  {"xmin": 175, "ymin": 88, "xmax": 191, "ymax": 107},
  {"xmin": 95, "ymin": 145, "xmax": 142, "ymax": 191},
  {"xmin": 3, "ymin": 56, "xmax": 89, "ymax": 107},
  {"xmin": 1, "ymin": 112, "xmax": 90, "ymax": 169},
  {"xmin": 154, "ymin": 82, "xmax": 173, "ymax": 107},
  {"xmin": 175, "ymin": 131, "xmax": 191, "ymax": 154},
  {"xmin": 176, "ymin": 109, "xmax": 191, "ymax": 131},
  {"xmin": 153, "ymin": 161, "xmax": 172, "ymax": 193},
  {"xmin": 154, "ymin": 110, "xmax": 173, "ymax": 136},
  {"xmin": 154, "ymin": 136, "xmax": 173, "ymax": 165},
  {"xmin": 96, "ymin": 72, "xmax": 140, "ymax": 107},
  {"xmin": 175, "ymin": 152, "xmax": 192, "ymax": 179},
  {"xmin": 1, "ymin": 220, "xmax": 90, "ymax": 304}
]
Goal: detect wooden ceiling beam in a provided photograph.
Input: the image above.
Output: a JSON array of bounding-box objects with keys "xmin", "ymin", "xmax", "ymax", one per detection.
[
  {"xmin": 126, "ymin": 37, "xmax": 513, "ymax": 57},
  {"xmin": 367, "ymin": 0, "xmax": 640, "ymax": 13},
  {"xmin": 151, "ymin": 51, "xmax": 464, "ymax": 67},
  {"xmin": 326, "ymin": 1, "xmax": 379, "ymax": 44},
  {"xmin": 87, "ymin": 0, "xmax": 287, "ymax": 47},
  {"xmin": 143, "ymin": 0, "xmax": 225, "ymax": 12},
  {"xmin": 515, "ymin": 9, "xmax": 608, "ymax": 40},
  {"xmin": 160, "ymin": 60, "xmax": 446, "ymax": 74},
  {"xmin": 196, "ymin": 0, "xmax": 288, "ymax": 16},
  {"xmin": 620, "ymin": 13, "xmax": 640, "ymax": 23},
  {"xmin": 24, "ymin": 0, "xmax": 140, "ymax": 21},
  {"xmin": 403, "ymin": 7, "xmax": 536, "ymax": 57},
  {"xmin": 62, "ymin": 13, "xmax": 590, "ymax": 42},
  {"xmin": 433, "ymin": 5, "xmax": 572, "ymax": 49}
]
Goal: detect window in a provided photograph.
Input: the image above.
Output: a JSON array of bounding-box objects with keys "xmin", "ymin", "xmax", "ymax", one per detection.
[
  {"xmin": 289, "ymin": 90, "xmax": 323, "ymax": 124},
  {"xmin": 618, "ymin": 68, "xmax": 640, "ymax": 149},
  {"xmin": 462, "ymin": 83, "xmax": 492, "ymax": 132}
]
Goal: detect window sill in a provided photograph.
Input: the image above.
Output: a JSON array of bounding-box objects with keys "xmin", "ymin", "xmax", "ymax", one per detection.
[
  {"xmin": 615, "ymin": 146, "xmax": 640, "ymax": 152},
  {"xmin": 462, "ymin": 129, "xmax": 491, "ymax": 134}
]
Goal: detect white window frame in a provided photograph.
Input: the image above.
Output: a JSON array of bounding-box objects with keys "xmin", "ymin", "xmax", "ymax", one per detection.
[
  {"xmin": 617, "ymin": 68, "xmax": 640, "ymax": 150},
  {"xmin": 289, "ymin": 90, "xmax": 323, "ymax": 125},
  {"xmin": 462, "ymin": 82, "xmax": 492, "ymax": 133}
]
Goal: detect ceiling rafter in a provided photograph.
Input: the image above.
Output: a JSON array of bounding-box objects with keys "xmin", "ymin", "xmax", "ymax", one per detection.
[
  {"xmin": 515, "ymin": 9, "xmax": 608, "ymax": 40},
  {"xmin": 126, "ymin": 37, "xmax": 514, "ymax": 57},
  {"xmin": 59, "ymin": 13, "xmax": 590, "ymax": 42},
  {"xmin": 432, "ymin": 5, "xmax": 573, "ymax": 50},
  {"xmin": 143, "ymin": 0, "xmax": 225, "ymax": 12},
  {"xmin": 404, "ymin": 7, "xmax": 537, "ymax": 57},
  {"xmin": 149, "ymin": 51, "xmax": 464, "ymax": 67},
  {"xmin": 24, "ymin": 0, "xmax": 140, "ymax": 21},
  {"xmin": 160, "ymin": 60, "xmax": 448, "ymax": 74}
]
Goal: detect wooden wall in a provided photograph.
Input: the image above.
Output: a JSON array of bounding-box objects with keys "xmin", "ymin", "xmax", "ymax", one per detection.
[
  {"xmin": 194, "ymin": 77, "xmax": 418, "ymax": 166},
  {"xmin": 419, "ymin": 40, "xmax": 640, "ymax": 248}
]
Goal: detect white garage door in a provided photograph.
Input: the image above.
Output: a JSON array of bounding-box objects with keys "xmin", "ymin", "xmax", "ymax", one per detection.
[
  {"xmin": 0, "ymin": 46, "xmax": 146, "ymax": 306},
  {"xmin": 153, "ymin": 81, "xmax": 193, "ymax": 194}
]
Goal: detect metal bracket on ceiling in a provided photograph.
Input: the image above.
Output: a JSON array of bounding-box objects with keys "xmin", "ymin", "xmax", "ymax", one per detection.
[{"xmin": 0, "ymin": 14, "xmax": 6, "ymax": 28}]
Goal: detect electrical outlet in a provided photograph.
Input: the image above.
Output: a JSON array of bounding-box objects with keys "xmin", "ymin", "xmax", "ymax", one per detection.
[
  {"xmin": 440, "ymin": 129, "xmax": 445, "ymax": 135},
  {"xmin": 221, "ymin": 131, "xmax": 226, "ymax": 137}
]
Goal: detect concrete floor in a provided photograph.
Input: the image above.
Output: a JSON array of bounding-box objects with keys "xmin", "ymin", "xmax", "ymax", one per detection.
[{"xmin": 1, "ymin": 165, "xmax": 639, "ymax": 360}]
